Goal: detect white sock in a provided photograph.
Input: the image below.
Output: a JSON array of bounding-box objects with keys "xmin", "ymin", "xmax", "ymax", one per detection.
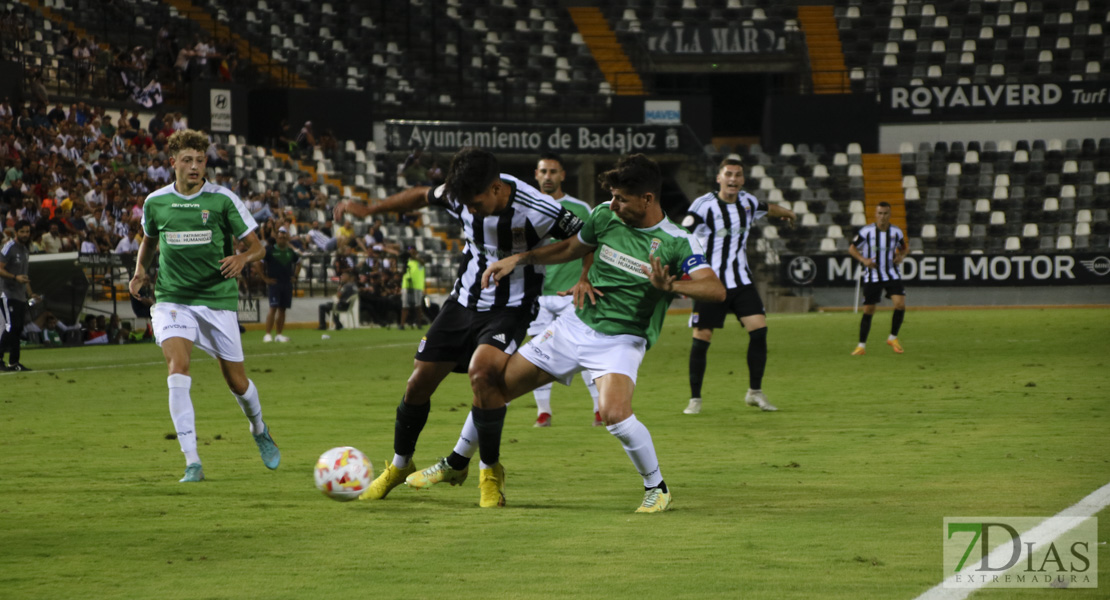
[
  {"xmin": 391, "ymin": 454, "xmax": 411, "ymax": 469},
  {"xmin": 887, "ymin": 334, "xmax": 897, "ymax": 341},
  {"xmin": 858, "ymin": 343, "xmax": 867, "ymax": 348},
  {"xmin": 233, "ymin": 379, "xmax": 265, "ymax": 435},
  {"xmin": 606, "ymin": 415, "xmax": 663, "ymax": 489},
  {"xmin": 582, "ymin": 372, "xmax": 599, "ymax": 412},
  {"xmin": 534, "ymin": 383, "xmax": 553, "ymax": 415},
  {"xmin": 453, "ymin": 411, "xmax": 478, "ymax": 459},
  {"xmin": 168, "ymin": 374, "xmax": 199, "ymax": 465}
]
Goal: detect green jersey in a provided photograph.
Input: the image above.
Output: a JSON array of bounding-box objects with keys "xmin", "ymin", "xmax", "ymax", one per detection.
[
  {"xmin": 402, "ymin": 258, "xmax": 425, "ymax": 290},
  {"xmin": 576, "ymin": 202, "xmax": 709, "ymax": 349},
  {"xmin": 142, "ymin": 181, "xmax": 257, "ymax": 311},
  {"xmin": 541, "ymin": 195, "xmax": 593, "ymax": 295}
]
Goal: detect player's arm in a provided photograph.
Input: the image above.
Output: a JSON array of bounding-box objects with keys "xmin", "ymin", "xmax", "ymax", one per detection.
[
  {"xmin": 645, "ymin": 257, "xmax": 726, "ymax": 303},
  {"xmin": 129, "ymin": 235, "xmax": 158, "ymax": 297},
  {"xmin": 334, "ymin": 186, "xmax": 431, "ymax": 220},
  {"xmin": 893, "ymin": 236, "xmax": 909, "ymax": 264},
  {"xmin": 220, "ymin": 231, "xmax": 265, "ymax": 279},
  {"xmin": 848, "ymin": 241, "xmax": 876, "ymax": 269},
  {"xmin": 253, "ymin": 256, "xmax": 275, "ymax": 284},
  {"xmin": 766, "ymin": 202, "xmax": 796, "ymax": 226},
  {"xmin": 480, "ymin": 236, "xmax": 593, "ymax": 289},
  {"xmin": 560, "ymin": 249, "xmax": 602, "ymax": 308}
]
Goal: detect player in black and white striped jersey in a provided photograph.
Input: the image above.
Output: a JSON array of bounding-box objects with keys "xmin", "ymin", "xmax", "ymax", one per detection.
[
  {"xmin": 681, "ymin": 156, "xmax": 796, "ymax": 415},
  {"xmin": 848, "ymin": 202, "xmax": 908, "ymax": 356},
  {"xmin": 334, "ymin": 147, "xmax": 583, "ymax": 503}
]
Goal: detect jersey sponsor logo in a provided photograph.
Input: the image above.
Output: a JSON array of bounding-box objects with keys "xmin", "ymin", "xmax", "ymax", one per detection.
[
  {"xmin": 598, "ymin": 244, "xmax": 651, "ymax": 279},
  {"xmin": 201, "ymin": 210, "xmax": 210, "ymax": 225},
  {"xmin": 492, "ymin": 333, "xmax": 507, "ymax": 344},
  {"xmin": 715, "ymin": 226, "xmax": 748, "ymax": 237},
  {"xmin": 165, "ymin": 230, "xmax": 213, "ymax": 245},
  {"xmin": 171, "ymin": 203, "xmax": 201, "ymax": 208},
  {"xmin": 682, "ymin": 254, "xmax": 708, "ymax": 274},
  {"xmin": 1079, "ymin": 256, "xmax": 1110, "ymax": 276},
  {"xmin": 787, "ymin": 256, "xmax": 817, "ymax": 285}
]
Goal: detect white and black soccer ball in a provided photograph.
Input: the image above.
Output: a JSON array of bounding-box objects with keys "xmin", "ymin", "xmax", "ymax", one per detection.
[{"xmin": 314, "ymin": 446, "xmax": 373, "ymax": 502}]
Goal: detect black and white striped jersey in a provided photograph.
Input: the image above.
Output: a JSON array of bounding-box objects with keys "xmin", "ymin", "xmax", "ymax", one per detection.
[
  {"xmin": 851, "ymin": 224, "xmax": 906, "ymax": 283},
  {"xmin": 681, "ymin": 191, "xmax": 766, "ymax": 289},
  {"xmin": 429, "ymin": 173, "xmax": 583, "ymax": 311}
]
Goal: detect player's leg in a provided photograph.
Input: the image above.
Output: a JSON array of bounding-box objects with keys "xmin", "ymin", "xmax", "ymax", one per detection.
[
  {"xmin": 152, "ymin": 303, "xmax": 204, "ymax": 481},
  {"xmin": 274, "ymin": 307, "xmax": 288, "ymax": 341},
  {"xmin": 887, "ymin": 288, "xmax": 906, "ymax": 353},
  {"xmin": 854, "ymin": 284, "xmax": 882, "ymax": 355},
  {"xmin": 527, "ymin": 298, "xmax": 558, "ymax": 425},
  {"xmin": 317, "ymin": 301, "xmax": 334, "ymax": 330},
  {"xmin": 581, "ymin": 371, "xmax": 602, "ymax": 426},
  {"xmin": 596, "ymin": 373, "xmax": 671, "ymax": 513},
  {"xmin": 686, "ymin": 298, "xmax": 726, "ymax": 414},
  {"xmin": 263, "ymin": 306, "xmax": 276, "ymax": 341},
  {"xmin": 408, "ymin": 353, "xmax": 555, "ymax": 491},
  {"xmin": 738, "ymin": 287, "xmax": 776, "ymax": 412},
  {"xmin": 0, "ymin": 298, "xmax": 27, "ymax": 369}
]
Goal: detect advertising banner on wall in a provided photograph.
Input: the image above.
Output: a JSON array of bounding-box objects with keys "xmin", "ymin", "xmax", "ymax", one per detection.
[
  {"xmin": 880, "ymin": 80, "xmax": 1110, "ymax": 121},
  {"xmin": 384, "ymin": 120, "xmax": 702, "ymax": 154},
  {"xmin": 645, "ymin": 23, "xmax": 792, "ymax": 54},
  {"xmin": 780, "ymin": 253, "xmax": 1110, "ymax": 287}
]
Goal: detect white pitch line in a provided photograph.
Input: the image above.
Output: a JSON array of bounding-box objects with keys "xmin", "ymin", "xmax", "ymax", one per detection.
[
  {"xmin": 914, "ymin": 481, "xmax": 1110, "ymax": 600},
  {"xmin": 0, "ymin": 341, "xmax": 415, "ymax": 376}
]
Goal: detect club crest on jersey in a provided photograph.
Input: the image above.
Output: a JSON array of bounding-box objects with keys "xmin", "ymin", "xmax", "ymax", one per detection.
[
  {"xmin": 512, "ymin": 227, "xmax": 526, "ymax": 250},
  {"xmin": 649, "ymin": 238, "xmax": 661, "ymax": 258},
  {"xmin": 200, "ymin": 210, "xmax": 210, "ymax": 225}
]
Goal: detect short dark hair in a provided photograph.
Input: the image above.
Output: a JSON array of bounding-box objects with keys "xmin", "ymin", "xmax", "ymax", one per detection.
[
  {"xmin": 718, "ymin": 156, "xmax": 744, "ymax": 171},
  {"xmin": 597, "ymin": 154, "xmax": 661, "ymax": 198},
  {"xmin": 445, "ymin": 147, "xmax": 500, "ymax": 204},
  {"xmin": 538, "ymin": 152, "xmax": 564, "ymax": 168},
  {"xmin": 14, "ymin": 219, "xmax": 30, "ymax": 231},
  {"xmin": 877, "ymin": 201, "xmax": 892, "ymax": 209}
]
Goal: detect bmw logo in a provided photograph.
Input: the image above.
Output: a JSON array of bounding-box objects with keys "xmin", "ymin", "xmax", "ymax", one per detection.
[{"xmin": 787, "ymin": 256, "xmax": 817, "ymax": 285}]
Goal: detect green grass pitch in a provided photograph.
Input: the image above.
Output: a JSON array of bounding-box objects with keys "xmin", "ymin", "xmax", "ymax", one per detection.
[{"xmin": 0, "ymin": 309, "xmax": 1107, "ymax": 599}]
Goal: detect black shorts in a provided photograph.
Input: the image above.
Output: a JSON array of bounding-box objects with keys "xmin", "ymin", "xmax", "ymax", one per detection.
[
  {"xmin": 690, "ymin": 285, "xmax": 765, "ymax": 330},
  {"xmin": 862, "ymin": 280, "xmax": 906, "ymax": 305},
  {"xmin": 268, "ymin": 283, "xmax": 293, "ymax": 309},
  {"xmin": 415, "ymin": 298, "xmax": 535, "ymax": 373}
]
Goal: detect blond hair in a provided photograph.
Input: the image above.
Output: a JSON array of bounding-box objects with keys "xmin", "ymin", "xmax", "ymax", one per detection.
[{"xmin": 166, "ymin": 129, "xmax": 210, "ymax": 157}]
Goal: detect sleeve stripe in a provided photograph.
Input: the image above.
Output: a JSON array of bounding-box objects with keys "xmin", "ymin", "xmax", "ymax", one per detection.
[{"xmin": 514, "ymin": 193, "xmax": 561, "ymax": 219}]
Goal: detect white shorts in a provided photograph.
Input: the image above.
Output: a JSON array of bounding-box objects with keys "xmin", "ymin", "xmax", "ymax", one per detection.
[
  {"xmin": 151, "ymin": 302, "xmax": 245, "ymax": 362},
  {"xmin": 520, "ymin": 310, "xmax": 647, "ymax": 386},
  {"xmin": 526, "ymin": 294, "xmax": 575, "ymax": 337}
]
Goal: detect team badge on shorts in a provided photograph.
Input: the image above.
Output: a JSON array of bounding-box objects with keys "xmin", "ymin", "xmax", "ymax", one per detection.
[
  {"xmin": 170, "ymin": 310, "xmax": 178, "ymax": 322},
  {"xmin": 201, "ymin": 210, "xmax": 210, "ymax": 225},
  {"xmin": 418, "ymin": 336, "xmax": 427, "ymax": 352},
  {"xmin": 539, "ymin": 329, "xmax": 554, "ymax": 343}
]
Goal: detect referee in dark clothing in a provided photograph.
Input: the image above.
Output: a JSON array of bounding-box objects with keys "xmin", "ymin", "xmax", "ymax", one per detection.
[
  {"xmin": 1, "ymin": 221, "xmax": 38, "ymax": 372},
  {"xmin": 849, "ymin": 202, "xmax": 909, "ymax": 355}
]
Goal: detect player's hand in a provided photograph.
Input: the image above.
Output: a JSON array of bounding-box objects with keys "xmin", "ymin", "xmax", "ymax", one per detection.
[
  {"xmin": 780, "ymin": 212, "xmax": 797, "ymax": 229},
  {"xmin": 332, "ymin": 200, "xmax": 346, "ymax": 222},
  {"xmin": 128, "ymin": 270, "xmax": 147, "ymax": 298},
  {"xmin": 264, "ymin": 277, "xmax": 277, "ymax": 285},
  {"xmin": 865, "ymin": 259, "xmax": 878, "ymax": 269},
  {"xmin": 481, "ymin": 255, "xmax": 522, "ymax": 289},
  {"xmin": 560, "ymin": 278, "xmax": 603, "ymax": 308},
  {"xmin": 219, "ymin": 254, "xmax": 251, "ymax": 279},
  {"xmin": 644, "ymin": 256, "xmax": 676, "ymax": 292},
  {"xmin": 15, "ymin": 274, "xmax": 29, "ymax": 284}
]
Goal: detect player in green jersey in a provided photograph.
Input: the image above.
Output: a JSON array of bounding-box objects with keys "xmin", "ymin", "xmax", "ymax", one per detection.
[
  {"xmin": 419, "ymin": 154, "xmax": 725, "ymax": 512},
  {"xmin": 129, "ymin": 129, "xmax": 280, "ymax": 483}
]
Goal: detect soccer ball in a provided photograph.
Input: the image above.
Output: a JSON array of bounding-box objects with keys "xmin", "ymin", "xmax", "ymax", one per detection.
[{"xmin": 314, "ymin": 446, "xmax": 373, "ymax": 502}]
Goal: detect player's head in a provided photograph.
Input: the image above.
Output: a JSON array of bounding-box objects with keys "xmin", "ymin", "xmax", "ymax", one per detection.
[
  {"xmin": 716, "ymin": 156, "xmax": 745, "ymax": 198},
  {"xmin": 446, "ymin": 147, "xmax": 505, "ymax": 216},
  {"xmin": 875, "ymin": 202, "xmax": 891, "ymax": 227},
  {"xmin": 166, "ymin": 129, "xmax": 209, "ymax": 187},
  {"xmin": 535, "ymin": 152, "xmax": 566, "ymax": 197},
  {"xmin": 14, "ymin": 219, "xmax": 31, "ymax": 243},
  {"xmin": 598, "ymin": 154, "xmax": 662, "ymax": 226}
]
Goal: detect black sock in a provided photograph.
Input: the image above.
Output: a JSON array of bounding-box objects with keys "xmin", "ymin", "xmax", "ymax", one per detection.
[
  {"xmin": 646, "ymin": 480, "xmax": 669, "ymax": 493},
  {"xmin": 471, "ymin": 405, "xmax": 507, "ymax": 467},
  {"xmin": 688, "ymin": 338, "xmax": 710, "ymax": 398},
  {"xmin": 446, "ymin": 451, "xmax": 470, "ymax": 471},
  {"xmin": 747, "ymin": 327, "xmax": 767, "ymax": 390},
  {"xmin": 393, "ymin": 397, "xmax": 430, "ymax": 458},
  {"xmin": 891, "ymin": 309, "xmax": 905, "ymax": 337},
  {"xmin": 859, "ymin": 313, "xmax": 873, "ymax": 344}
]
